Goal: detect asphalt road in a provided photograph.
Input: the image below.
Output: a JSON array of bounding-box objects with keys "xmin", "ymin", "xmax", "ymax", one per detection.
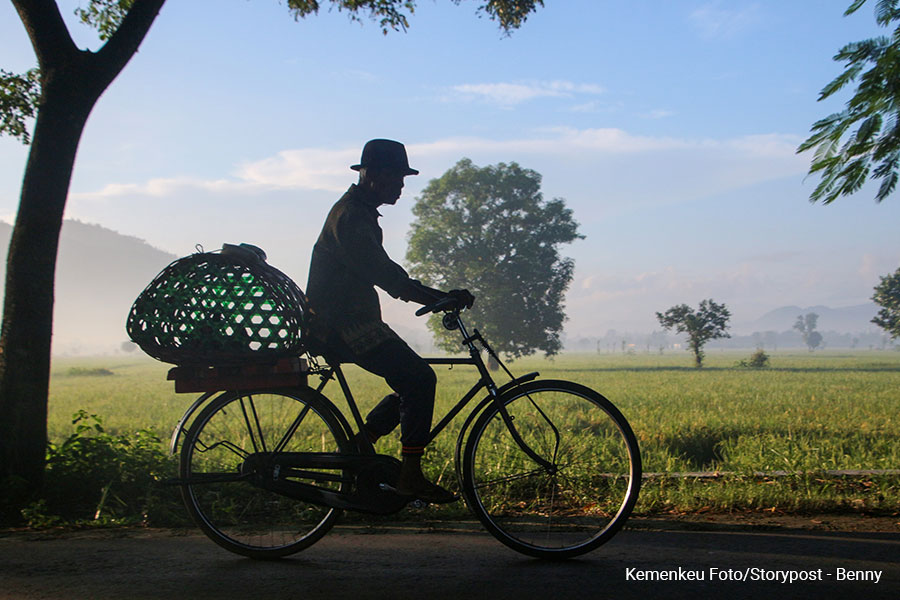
[{"xmin": 2, "ymin": 524, "xmax": 898, "ymax": 600}]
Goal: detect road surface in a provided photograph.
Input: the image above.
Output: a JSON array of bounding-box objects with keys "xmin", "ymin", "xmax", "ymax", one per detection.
[{"xmin": 2, "ymin": 519, "xmax": 898, "ymax": 599}]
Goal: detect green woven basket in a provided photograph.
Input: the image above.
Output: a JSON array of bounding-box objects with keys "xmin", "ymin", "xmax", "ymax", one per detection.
[{"xmin": 126, "ymin": 244, "xmax": 307, "ymax": 365}]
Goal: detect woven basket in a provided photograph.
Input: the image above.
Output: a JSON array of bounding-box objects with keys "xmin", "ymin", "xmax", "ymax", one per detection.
[{"xmin": 126, "ymin": 244, "xmax": 307, "ymax": 365}]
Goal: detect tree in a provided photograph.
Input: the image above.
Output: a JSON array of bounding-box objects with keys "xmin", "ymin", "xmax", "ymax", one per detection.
[
  {"xmin": 406, "ymin": 159, "xmax": 582, "ymax": 358},
  {"xmin": 872, "ymin": 266, "xmax": 900, "ymax": 338},
  {"xmin": 797, "ymin": 0, "xmax": 900, "ymax": 204},
  {"xmin": 656, "ymin": 299, "xmax": 731, "ymax": 368},
  {"xmin": 0, "ymin": 0, "xmax": 544, "ymax": 518},
  {"xmin": 793, "ymin": 312, "xmax": 822, "ymax": 351}
]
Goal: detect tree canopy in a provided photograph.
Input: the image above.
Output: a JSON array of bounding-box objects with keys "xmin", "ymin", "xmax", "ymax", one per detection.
[
  {"xmin": 798, "ymin": 0, "xmax": 900, "ymax": 203},
  {"xmin": 656, "ymin": 299, "xmax": 731, "ymax": 368},
  {"xmin": 406, "ymin": 159, "xmax": 582, "ymax": 358},
  {"xmin": 872, "ymin": 266, "xmax": 900, "ymax": 338}
]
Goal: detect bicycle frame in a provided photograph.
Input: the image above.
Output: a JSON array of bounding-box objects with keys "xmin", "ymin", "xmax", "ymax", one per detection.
[
  {"xmin": 322, "ymin": 310, "xmax": 552, "ymax": 471},
  {"xmin": 171, "ymin": 309, "xmax": 552, "ymax": 473}
]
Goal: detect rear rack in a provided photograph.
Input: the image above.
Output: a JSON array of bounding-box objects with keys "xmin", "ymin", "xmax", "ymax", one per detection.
[{"xmin": 167, "ymin": 357, "xmax": 308, "ymax": 393}]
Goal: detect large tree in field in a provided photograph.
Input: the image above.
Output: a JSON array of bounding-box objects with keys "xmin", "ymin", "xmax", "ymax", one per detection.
[
  {"xmin": 0, "ymin": 0, "xmax": 544, "ymax": 519},
  {"xmin": 406, "ymin": 158, "xmax": 583, "ymax": 358},
  {"xmin": 656, "ymin": 299, "xmax": 731, "ymax": 368},
  {"xmin": 797, "ymin": 0, "xmax": 900, "ymax": 204},
  {"xmin": 872, "ymin": 266, "xmax": 900, "ymax": 338}
]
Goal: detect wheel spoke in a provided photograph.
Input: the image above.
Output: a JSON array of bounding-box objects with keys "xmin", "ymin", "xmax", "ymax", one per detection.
[
  {"xmin": 196, "ymin": 437, "xmax": 249, "ymax": 459},
  {"xmin": 473, "ymin": 467, "xmax": 548, "ymax": 490},
  {"xmin": 248, "ymin": 395, "xmax": 269, "ymax": 453},
  {"xmin": 274, "ymin": 403, "xmax": 311, "ymax": 453},
  {"xmin": 239, "ymin": 396, "xmax": 261, "ymax": 454}
]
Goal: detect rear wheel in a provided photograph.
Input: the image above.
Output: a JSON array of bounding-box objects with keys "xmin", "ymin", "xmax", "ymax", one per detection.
[
  {"xmin": 462, "ymin": 380, "xmax": 641, "ymax": 559},
  {"xmin": 180, "ymin": 388, "xmax": 349, "ymax": 559}
]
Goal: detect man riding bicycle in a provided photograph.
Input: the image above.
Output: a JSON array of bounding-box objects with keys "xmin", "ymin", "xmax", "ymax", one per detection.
[{"xmin": 305, "ymin": 139, "xmax": 474, "ymax": 504}]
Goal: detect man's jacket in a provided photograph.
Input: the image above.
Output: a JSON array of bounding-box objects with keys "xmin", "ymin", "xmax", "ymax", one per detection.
[{"xmin": 306, "ymin": 184, "xmax": 438, "ymax": 355}]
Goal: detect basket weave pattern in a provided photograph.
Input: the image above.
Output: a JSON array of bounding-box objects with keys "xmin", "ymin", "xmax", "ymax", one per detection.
[{"xmin": 126, "ymin": 252, "xmax": 306, "ymax": 365}]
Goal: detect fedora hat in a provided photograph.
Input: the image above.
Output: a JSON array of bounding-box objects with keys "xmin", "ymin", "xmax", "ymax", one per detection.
[{"xmin": 351, "ymin": 139, "xmax": 419, "ymax": 175}]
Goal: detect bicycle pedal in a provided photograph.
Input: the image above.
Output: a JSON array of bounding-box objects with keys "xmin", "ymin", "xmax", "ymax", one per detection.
[
  {"xmin": 378, "ymin": 482, "xmax": 399, "ymax": 493},
  {"xmin": 408, "ymin": 499, "xmax": 428, "ymax": 509}
]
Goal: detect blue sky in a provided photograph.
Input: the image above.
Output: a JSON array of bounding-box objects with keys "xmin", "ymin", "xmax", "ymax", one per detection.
[{"xmin": 2, "ymin": 0, "xmax": 899, "ymax": 343}]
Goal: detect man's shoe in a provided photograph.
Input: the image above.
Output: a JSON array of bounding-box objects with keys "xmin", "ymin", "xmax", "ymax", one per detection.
[{"xmin": 396, "ymin": 452, "xmax": 459, "ymax": 504}]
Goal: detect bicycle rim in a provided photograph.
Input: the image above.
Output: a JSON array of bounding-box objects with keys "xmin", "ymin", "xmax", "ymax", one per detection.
[
  {"xmin": 463, "ymin": 380, "xmax": 641, "ymax": 559},
  {"xmin": 181, "ymin": 389, "xmax": 348, "ymax": 559}
]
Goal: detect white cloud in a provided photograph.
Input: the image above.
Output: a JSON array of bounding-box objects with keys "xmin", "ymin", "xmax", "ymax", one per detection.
[
  {"xmin": 642, "ymin": 109, "xmax": 675, "ymax": 120},
  {"xmin": 569, "ymin": 101, "xmax": 600, "ymax": 113},
  {"xmin": 408, "ymin": 127, "xmax": 693, "ymax": 159},
  {"xmin": 450, "ymin": 80, "xmax": 605, "ymax": 107},
  {"xmin": 71, "ymin": 128, "xmax": 806, "ymax": 204},
  {"xmin": 725, "ymin": 133, "xmax": 801, "ymax": 158},
  {"xmin": 236, "ymin": 148, "xmax": 357, "ymax": 192},
  {"xmin": 689, "ymin": 2, "xmax": 762, "ymax": 39},
  {"xmin": 72, "ymin": 148, "xmax": 358, "ymax": 201},
  {"xmin": 75, "ymin": 177, "xmax": 262, "ymax": 200}
]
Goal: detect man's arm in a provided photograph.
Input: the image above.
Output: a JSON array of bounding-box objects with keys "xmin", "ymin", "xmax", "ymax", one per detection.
[{"xmin": 336, "ymin": 212, "xmax": 444, "ymax": 304}]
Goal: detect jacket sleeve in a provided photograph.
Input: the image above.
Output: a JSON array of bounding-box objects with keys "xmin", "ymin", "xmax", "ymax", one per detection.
[{"xmin": 335, "ymin": 210, "xmax": 444, "ymax": 305}]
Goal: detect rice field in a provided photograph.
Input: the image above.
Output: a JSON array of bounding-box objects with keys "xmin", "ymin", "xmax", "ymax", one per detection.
[{"xmin": 48, "ymin": 349, "xmax": 900, "ymax": 515}]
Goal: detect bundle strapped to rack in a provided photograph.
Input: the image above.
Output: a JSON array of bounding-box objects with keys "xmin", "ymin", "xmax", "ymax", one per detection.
[
  {"xmin": 126, "ymin": 243, "xmax": 307, "ymax": 367},
  {"xmin": 166, "ymin": 357, "xmax": 309, "ymax": 393}
]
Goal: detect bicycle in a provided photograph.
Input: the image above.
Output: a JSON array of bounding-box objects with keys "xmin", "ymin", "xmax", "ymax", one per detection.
[{"xmin": 168, "ymin": 296, "xmax": 641, "ymax": 560}]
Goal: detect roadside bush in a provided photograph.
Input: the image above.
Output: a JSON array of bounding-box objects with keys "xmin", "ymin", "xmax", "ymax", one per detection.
[
  {"xmin": 26, "ymin": 410, "xmax": 182, "ymax": 527},
  {"xmin": 736, "ymin": 349, "xmax": 770, "ymax": 369}
]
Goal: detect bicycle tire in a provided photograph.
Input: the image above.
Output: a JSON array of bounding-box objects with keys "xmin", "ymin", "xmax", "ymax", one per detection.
[
  {"xmin": 461, "ymin": 379, "xmax": 641, "ymax": 559},
  {"xmin": 180, "ymin": 388, "xmax": 350, "ymax": 559}
]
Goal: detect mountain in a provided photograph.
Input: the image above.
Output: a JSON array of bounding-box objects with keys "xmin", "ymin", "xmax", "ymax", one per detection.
[
  {"xmin": 0, "ymin": 220, "xmax": 178, "ymax": 354},
  {"xmin": 741, "ymin": 303, "xmax": 880, "ymax": 334}
]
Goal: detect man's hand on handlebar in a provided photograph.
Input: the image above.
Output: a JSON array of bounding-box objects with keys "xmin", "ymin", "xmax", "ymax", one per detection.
[
  {"xmin": 447, "ymin": 289, "xmax": 475, "ymax": 310},
  {"xmin": 414, "ymin": 289, "xmax": 475, "ymax": 316}
]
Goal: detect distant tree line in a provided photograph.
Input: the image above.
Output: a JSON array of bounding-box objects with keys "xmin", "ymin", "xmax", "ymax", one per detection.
[{"xmin": 566, "ymin": 328, "xmax": 894, "ymax": 353}]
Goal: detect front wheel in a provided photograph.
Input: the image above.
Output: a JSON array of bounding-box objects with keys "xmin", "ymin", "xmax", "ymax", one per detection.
[{"xmin": 462, "ymin": 380, "xmax": 641, "ymax": 559}]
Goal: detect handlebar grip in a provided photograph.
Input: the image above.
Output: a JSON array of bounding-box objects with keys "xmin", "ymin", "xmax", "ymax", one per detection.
[{"xmin": 415, "ymin": 296, "xmax": 457, "ymax": 317}]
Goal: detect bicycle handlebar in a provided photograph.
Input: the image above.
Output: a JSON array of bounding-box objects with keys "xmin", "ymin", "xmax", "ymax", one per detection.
[{"xmin": 415, "ymin": 296, "xmax": 460, "ymax": 317}]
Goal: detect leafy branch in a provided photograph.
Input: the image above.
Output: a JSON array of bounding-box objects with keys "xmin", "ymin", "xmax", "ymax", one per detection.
[{"xmin": 798, "ymin": 0, "xmax": 900, "ymax": 203}]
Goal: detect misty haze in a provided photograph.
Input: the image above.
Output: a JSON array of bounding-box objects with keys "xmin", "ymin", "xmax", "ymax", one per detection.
[{"xmin": 0, "ymin": 219, "xmax": 888, "ymax": 356}]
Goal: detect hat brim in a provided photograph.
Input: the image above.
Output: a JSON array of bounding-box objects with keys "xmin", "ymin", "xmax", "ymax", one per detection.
[{"xmin": 351, "ymin": 164, "xmax": 419, "ymax": 176}]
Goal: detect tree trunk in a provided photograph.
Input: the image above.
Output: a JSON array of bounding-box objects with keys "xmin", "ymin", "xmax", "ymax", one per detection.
[
  {"xmin": 0, "ymin": 70, "xmax": 96, "ymax": 514},
  {"xmin": 691, "ymin": 341, "xmax": 704, "ymax": 368},
  {"xmin": 1, "ymin": 0, "xmax": 165, "ymax": 521}
]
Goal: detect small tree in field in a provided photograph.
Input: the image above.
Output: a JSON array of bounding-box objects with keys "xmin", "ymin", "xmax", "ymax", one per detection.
[
  {"xmin": 656, "ymin": 299, "xmax": 731, "ymax": 368},
  {"xmin": 794, "ymin": 313, "xmax": 823, "ymax": 351},
  {"xmin": 872, "ymin": 266, "xmax": 900, "ymax": 339}
]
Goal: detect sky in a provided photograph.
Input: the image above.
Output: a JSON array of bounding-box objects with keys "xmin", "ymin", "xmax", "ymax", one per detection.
[{"xmin": 2, "ymin": 0, "xmax": 899, "ymax": 344}]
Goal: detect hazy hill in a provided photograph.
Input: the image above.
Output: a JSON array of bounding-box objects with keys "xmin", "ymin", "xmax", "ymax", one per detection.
[
  {"xmin": 740, "ymin": 303, "xmax": 880, "ymax": 334},
  {"xmin": 0, "ymin": 220, "xmax": 177, "ymax": 355}
]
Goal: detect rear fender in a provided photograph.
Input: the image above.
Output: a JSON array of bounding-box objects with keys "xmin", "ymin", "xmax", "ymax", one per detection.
[{"xmin": 169, "ymin": 391, "xmax": 219, "ymax": 455}]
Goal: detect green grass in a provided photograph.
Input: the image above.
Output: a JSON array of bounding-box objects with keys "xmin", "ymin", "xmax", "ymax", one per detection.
[{"xmin": 48, "ymin": 349, "xmax": 900, "ymax": 517}]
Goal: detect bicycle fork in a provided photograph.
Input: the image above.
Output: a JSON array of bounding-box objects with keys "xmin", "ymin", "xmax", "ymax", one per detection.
[{"xmin": 453, "ymin": 313, "xmax": 560, "ymax": 473}]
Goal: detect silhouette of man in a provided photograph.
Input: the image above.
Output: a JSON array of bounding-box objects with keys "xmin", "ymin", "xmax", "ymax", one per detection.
[{"xmin": 306, "ymin": 139, "xmax": 473, "ymax": 504}]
